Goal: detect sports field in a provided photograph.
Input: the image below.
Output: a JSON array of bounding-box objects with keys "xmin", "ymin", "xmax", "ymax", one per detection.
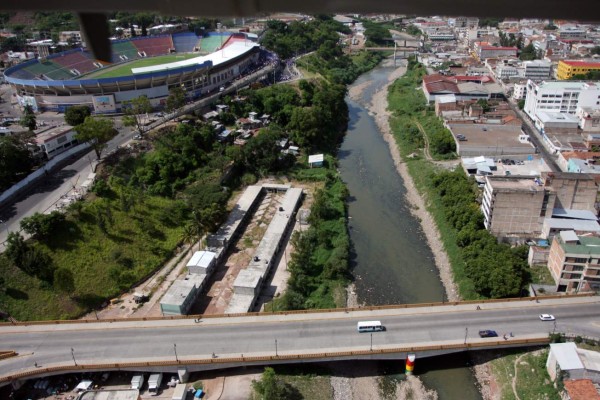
[{"xmin": 85, "ymin": 53, "xmax": 201, "ymax": 78}]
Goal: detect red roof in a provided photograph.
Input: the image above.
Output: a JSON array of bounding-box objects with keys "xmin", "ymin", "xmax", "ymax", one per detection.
[
  {"xmin": 563, "ymin": 379, "xmax": 600, "ymax": 400},
  {"xmin": 562, "ymin": 60, "xmax": 600, "ymax": 68}
]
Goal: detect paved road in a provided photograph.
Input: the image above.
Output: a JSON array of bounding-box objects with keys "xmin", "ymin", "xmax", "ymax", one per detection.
[
  {"xmin": 0, "ymin": 296, "xmax": 598, "ymax": 379},
  {"xmin": 0, "ymin": 119, "xmax": 136, "ymax": 249}
]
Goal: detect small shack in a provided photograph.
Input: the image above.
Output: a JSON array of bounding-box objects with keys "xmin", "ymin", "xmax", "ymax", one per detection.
[{"xmin": 308, "ymin": 153, "xmax": 324, "ymax": 168}]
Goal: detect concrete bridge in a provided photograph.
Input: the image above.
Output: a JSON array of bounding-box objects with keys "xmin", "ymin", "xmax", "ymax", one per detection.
[{"xmin": 0, "ymin": 295, "xmax": 598, "ymax": 387}]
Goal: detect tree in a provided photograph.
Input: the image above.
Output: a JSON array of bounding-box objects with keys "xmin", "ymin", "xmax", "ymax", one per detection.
[
  {"xmin": 0, "ymin": 136, "xmax": 34, "ymax": 191},
  {"xmin": 252, "ymin": 367, "xmax": 299, "ymax": 400},
  {"xmin": 20, "ymin": 105, "xmax": 37, "ymax": 131},
  {"xmin": 517, "ymin": 99, "xmax": 525, "ymax": 110},
  {"xmin": 20, "ymin": 211, "xmax": 65, "ymax": 240},
  {"xmin": 123, "ymin": 95, "xmax": 152, "ymax": 134},
  {"xmin": 54, "ymin": 267, "xmax": 75, "ymax": 295},
  {"xmin": 64, "ymin": 105, "xmax": 91, "ymax": 126},
  {"xmin": 75, "ymin": 116, "xmax": 116, "ymax": 159},
  {"xmin": 165, "ymin": 86, "xmax": 186, "ymax": 114}
]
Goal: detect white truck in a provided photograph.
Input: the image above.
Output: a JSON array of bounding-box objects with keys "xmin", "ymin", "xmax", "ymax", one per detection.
[
  {"xmin": 172, "ymin": 383, "xmax": 187, "ymax": 400},
  {"xmin": 130, "ymin": 374, "xmax": 145, "ymax": 390},
  {"xmin": 148, "ymin": 373, "xmax": 163, "ymax": 395}
]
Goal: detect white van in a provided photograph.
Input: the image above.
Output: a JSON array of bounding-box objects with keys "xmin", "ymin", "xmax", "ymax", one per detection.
[{"xmin": 357, "ymin": 321, "xmax": 385, "ymax": 333}]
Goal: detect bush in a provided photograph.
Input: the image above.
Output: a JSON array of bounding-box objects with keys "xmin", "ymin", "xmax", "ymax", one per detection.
[{"xmin": 20, "ymin": 211, "xmax": 65, "ymax": 240}]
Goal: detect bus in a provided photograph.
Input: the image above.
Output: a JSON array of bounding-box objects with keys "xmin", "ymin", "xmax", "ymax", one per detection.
[{"xmin": 357, "ymin": 320, "xmax": 384, "ymax": 333}]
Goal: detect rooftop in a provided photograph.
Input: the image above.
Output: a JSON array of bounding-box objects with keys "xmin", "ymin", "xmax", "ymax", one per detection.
[
  {"xmin": 558, "ymin": 233, "xmax": 600, "ymax": 255},
  {"xmin": 550, "ymin": 343, "xmax": 585, "ymax": 370},
  {"xmin": 561, "ymin": 60, "xmax": 600, "ymax": 68},
  {"xmin": 78, "ymin": 389, "xmax": 140, "ymax": 400},
  {"xmin": 487, "ymin": 175, "xmax": 546, "ymax": 192},
  {"xmin": 563, "ymin": 380, "xmax": 600, "ymax": 400}
]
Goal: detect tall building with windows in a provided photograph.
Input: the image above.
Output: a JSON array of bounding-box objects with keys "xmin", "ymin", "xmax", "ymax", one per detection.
[
  {"xmin": 524, "ymin": 80, "xmax": 600, "ymax": 120},
  {"xmin": 523, "ymin": 60, "xmax": 552, "ymax": 80},
  {"xmin": 557, "ymin": 60, "xmax": 600, "ymax": 80},
  {"xmin": 548, "ymin": 231, "xmax": 600, "ymax": 292}
]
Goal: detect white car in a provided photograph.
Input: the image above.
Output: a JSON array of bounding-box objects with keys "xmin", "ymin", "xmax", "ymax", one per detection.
[{"xmin": 539, "ymin": 314, "xmax": 555, "ymax": 321}]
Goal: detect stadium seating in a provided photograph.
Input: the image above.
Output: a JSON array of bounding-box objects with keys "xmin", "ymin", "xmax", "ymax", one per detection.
[
  {"xmin": 172, "ymin": 32, "xmax": 200, "ymax": 53},
  {"xmin": 132, "ymin": 36, "xmax": 174, "ymax": 57},
  {"xmin": 51, "ymin": 51, "xmax": 100, "ymax": 75},
  {"xmin": 23, "ymin": 60, "xmax": 73, "ymax": 80},
  {"xmin": 111, "ymin": 40, "xmax": 140, "ymax": 63},
  {"xmin": 200, "ymin": 34, "xmax": 230, "ymax": 53}
]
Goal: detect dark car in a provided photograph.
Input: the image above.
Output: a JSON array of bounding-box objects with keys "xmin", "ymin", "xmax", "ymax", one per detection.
[{"xmin": 479, "ymin": 330, "xmax": 498, "ymax": 338}]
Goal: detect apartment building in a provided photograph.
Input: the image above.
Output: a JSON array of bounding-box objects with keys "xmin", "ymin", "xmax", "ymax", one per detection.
[
  {"xmin": 523, "ymin": 60, "xmax": 552, "ymax": 80},
  {"xmin": 557, "ymin": 60, "xmax": 600, "ymax": 80},
  {"xmin": 524, "ymin": 80, "xmax": 600, "ymax": 119},
  {"xmin": 481, "ymin": 172, "xmax": 597, "ymax": 238},
  {"xmin": 512, "ymin": 82, "xmax": 527, "ymax": 100},
  {"xmin": 548, "ymin": 231, "xmax": 600, "ymax": 292},
  {"xmin": 482, "ymin": 175, "xmax": 554, "ymax": 237}
]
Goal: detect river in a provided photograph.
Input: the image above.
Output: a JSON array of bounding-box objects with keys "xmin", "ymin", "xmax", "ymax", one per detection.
[{"xmin": 338, "ymin": 61, "xmax": 483, "ymax": 399}]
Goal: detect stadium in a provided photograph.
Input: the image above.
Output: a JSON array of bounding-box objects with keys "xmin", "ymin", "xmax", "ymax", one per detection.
[{"xmin": 3, "ymin": 32, "xmax": 262, "ymax": 113}]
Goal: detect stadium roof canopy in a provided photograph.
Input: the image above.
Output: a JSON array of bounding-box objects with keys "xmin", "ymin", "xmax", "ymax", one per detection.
[{"xmin": 132, "ymin": 41, "xmax": 259, "ymax": 74}]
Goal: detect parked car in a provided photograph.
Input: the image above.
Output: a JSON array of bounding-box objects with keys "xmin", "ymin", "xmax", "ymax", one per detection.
[
  {"xmin": 479, "ymin": 330, "xmax": 498, "ymax": 338},
  {"xmin": 539, "ymin": 314, "xmax": 555, "ymax": 321}
]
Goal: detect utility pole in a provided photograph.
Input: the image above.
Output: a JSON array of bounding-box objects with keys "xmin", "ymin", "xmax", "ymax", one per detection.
[
  {"xmin": 275, "ymin": 339, "xmax": 278, "ymax": 357},
  {"xmin": 71, "ymin": 348, "xmax": 77, "ymax": 366},
  {"xmin": 370, "ymin": 333, "xmax": 373, "ymax": 351},
  {"xmin": 464, "ymin": 328, "xmax": 468, "ymax": 345},
  {"xmin": 174, "ymin": 343, "xmax": 179, "ymax": 362}
]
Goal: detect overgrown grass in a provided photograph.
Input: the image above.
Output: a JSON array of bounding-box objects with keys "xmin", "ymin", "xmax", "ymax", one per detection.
[
  {"xmin": 0, "ymin": 195, "xmax": 184, "ymax": 320},
  {"xmin": 278, "ymin": 374, "xmax": 333, "ymax": 400},
  {"xmin": 490, "ymin": 349, "xmax": 560, "ymax": 400},
  {"xmin": 530, "ymin": 264, "xmax": 555, "ymax": 285}
]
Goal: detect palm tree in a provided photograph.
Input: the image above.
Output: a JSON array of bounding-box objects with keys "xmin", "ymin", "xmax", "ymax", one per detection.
[{"xmin": 181, "ymin": 223, "xmax": 202, "ymax": 251}]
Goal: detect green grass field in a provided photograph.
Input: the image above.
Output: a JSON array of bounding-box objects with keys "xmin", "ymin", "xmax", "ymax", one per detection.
[{"xmin": 85, "ymin": 53, "xmax": 201, "ymax": 78}]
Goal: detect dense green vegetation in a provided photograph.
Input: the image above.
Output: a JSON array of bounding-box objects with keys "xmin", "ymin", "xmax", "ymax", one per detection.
[
  {"xmin": 275, "ymin": 169, "xmax": 350, "ymax": 310},
  {"xmin": 388, "ymin": 57, "xmax": 456, "ymax": 159},
  {"xmin": 387, "ymin": 58, "xmax": 530, "ymax": 299},
  {"xmin": 261, "ymin": 16, "xmax": 351, "ymax": 60},
  {"xmin": 0, "ymin": 135, "xmax": 35, "ymax": 192},
  {"xmin": 251, "ymin": 367, "xmax": 332, "ymax": 400},
  {"xmin": 479, "ymin": 18, "xmax": 502, "ymax": 28},
  {"xmin": 298, "ymin": 48, "xmax": 385, "ymax": 85},
  {"xmin": 363, "ymin": 21, "xmax": 394, "ymax": 46},
  {"xmin": 570, "ymin": 70, "xmax": 600, "ymax": 80}
]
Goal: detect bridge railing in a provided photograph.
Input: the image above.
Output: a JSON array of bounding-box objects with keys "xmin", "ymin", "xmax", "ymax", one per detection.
[
  {"xmin": 0, "ymin": 337, "xmax": 550, "ymax": 384},
  {"xmin": 0, "ymin": 293, "xmax": 594, "ymax": 327}
]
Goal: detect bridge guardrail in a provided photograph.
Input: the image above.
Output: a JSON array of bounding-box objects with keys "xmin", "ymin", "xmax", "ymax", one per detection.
[
  {"xmin": 0, "ymin": 293, "xmax": 594, "ymax": 327},
  {"xmin": 0, "ymin": 337, "xmax": 550, "ymax": 384}
]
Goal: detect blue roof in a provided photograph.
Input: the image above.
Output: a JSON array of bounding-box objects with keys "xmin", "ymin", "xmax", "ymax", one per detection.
[{"xmin": 552, "ymin": 208, "xmax": 598, "ymax": 221}]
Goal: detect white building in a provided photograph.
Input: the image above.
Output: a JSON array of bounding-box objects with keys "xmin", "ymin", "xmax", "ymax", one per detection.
[
  {"xmin": 523, "ymin": 60, "xmax": 552, "ymax": 80},
  {"xmin": 496, "ymin": 65, "xmax": 519, "ymax": 80},
  {"xmin": 524, "ymin": 80, "xmax": 600, "ymax": 120},
  {"xmin": 513, "ymin": 82, "xmax": 527, "ymax": 100}
]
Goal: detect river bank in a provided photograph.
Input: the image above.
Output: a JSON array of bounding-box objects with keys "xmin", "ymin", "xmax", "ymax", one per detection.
[{"xmin": 348, "ymin": 57, "xmax": 500, "ymax": 400}]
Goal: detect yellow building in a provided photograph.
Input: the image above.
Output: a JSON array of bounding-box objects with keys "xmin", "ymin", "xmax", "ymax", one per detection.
[{"xmin": 557, "ymin": 60, "xmax": 600, "ymax": 80}]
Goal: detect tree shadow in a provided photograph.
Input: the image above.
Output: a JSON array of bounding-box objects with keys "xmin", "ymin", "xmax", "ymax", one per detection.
[
  {"xmin": 106, "ymin": 232, "xmax": 134, "ymax": 244},
  {"xmin": 5, "ymin": 287, "xmax": 29, "ymax": 300},
  {"xmin": 73, "ymin": 293, "xmax": 106, "ymax": 310},
  {"xmin": 46, "ymin": 220, "xmax": 83, "ymax": 251}
]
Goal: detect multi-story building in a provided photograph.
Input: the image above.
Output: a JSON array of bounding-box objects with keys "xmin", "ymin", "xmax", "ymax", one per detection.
[
  {"xmin": 513, "ymin": 82, "xmax": 527, "ymax": 100},
  {"xmin": 496, "ymin": 65, "xmax": 519, "ymax": 80},
  {"xmin": 454, "ymin": 16, "xmax": 479, "ymax": 29},
  {"xmin": 548, "ymin": 231, "xmax": 600, "ymax": 292},
  {"xmin": 523, "ymin": 60, "xmax": 553, "ymax": 80},
  {"xmin": 558, "ymin": 27, "xmax": 587, "ymax": 40},
  {"xmin": 577, "ymin": 107, "xmax": 600, "ymax": 132},
  {"xmin": 557, "ymin": 60, "xmax": 600, "ymax": 80},
  {"xmin": 482, "ymin": 175, "xmax": 554, "ymax": 237},
  {"xmin": 524, "ymin": 80, "xmax": 600, "ymax": 119},
  {"xmin": 481, "ymin": 172, "xmax": 598, "ymax": 238},
  {"xmin": 59, "ymin": 31, "xmax": 82, "ymax": 43}
]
